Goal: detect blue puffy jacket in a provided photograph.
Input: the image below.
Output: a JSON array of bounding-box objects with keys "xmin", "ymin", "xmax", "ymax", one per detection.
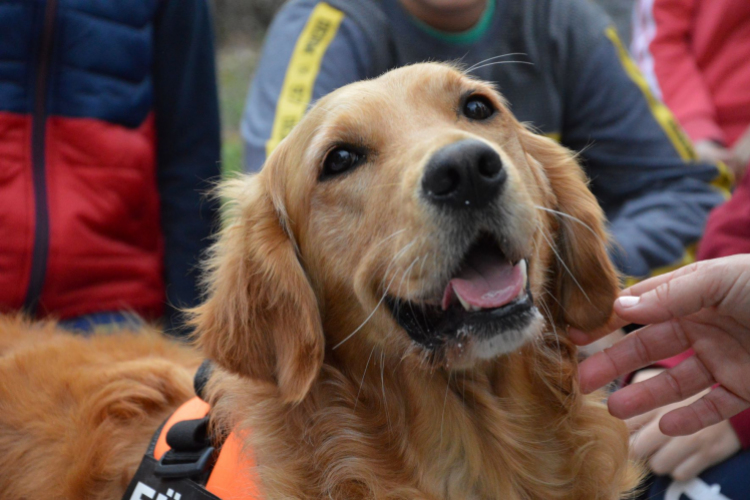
[{"xmin": 0, "ymin": 0, "xmax": 221, "ymax": 331}]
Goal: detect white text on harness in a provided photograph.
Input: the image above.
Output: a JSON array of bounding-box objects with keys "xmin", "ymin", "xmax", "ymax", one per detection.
[{"xmin": 130, "ymin": 482, "xmax": 183, "ymax": 500}]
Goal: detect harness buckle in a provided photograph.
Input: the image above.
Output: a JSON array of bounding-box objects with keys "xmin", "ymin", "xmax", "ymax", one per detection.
[
  {"xmin": 155, "ymin": 446, "xmax": 215, "ymax": 479},
  {"xmin": 154, "ymin": 415, "xmax": 215, "ymax": 480}
]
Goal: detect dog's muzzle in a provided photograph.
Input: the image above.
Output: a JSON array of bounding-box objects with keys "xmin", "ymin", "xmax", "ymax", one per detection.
[{"xmin": 386, "ymin": 235, "xmax": 538, "ymax": 354}]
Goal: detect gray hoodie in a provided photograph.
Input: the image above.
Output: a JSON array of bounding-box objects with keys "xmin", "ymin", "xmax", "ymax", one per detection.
[{"xmin": 241, "ymin": 0, "xmax": 729, "ymax": 280}]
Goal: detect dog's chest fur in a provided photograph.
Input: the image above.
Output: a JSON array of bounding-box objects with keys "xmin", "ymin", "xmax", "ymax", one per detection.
[{"xmin": 209, "ymin": 344, "xmax": 630, "ymax": 500}]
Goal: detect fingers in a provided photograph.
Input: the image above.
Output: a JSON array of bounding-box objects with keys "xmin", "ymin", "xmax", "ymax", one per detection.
[
  {"xmin": 648, "ymin": 421, "xmax": 742, "ymax": 481},
  {"xmin": 670, "ymin": 422, "xmax": 741, "ymax": 481},
  {"xmin": 625, "ymin": 406, "xmax": 660, "ymax": 433},
  {"xmin": 578, "ymin": 321, "xmax": 694, "ymax": 394},
  {"xmin": 630, "ymin": 417, "xmax": 669, "ymax": 460},
  {"xmin": 647, "ymin": 433, "xmax": 698, "ymax": 477},
  {"xmin": 571, "ymin": 255, "xmax": 749, "ymax": 345},
  {"xmin": 628, "ymin": 401, "xmax": 742, "ymax": 481},
  {"xmin": 613, "ymin": 257, "xmax": 746, "ymax": 327},
  {"xmin": 569, "ymin": 263, "xmax": 700, "ymax": 346},
  {"xmin": 660, "ymin": 387, "xmax": 750, "ymax": 436},
  {"xmin": 671, "ymin": 453, "xmax": 718, "ymax": 482},
  {"xmin": 607, "ymin": 356, "xmax": 713, "ymax": 419},
  {"xmin": 614, "ymin": 274, "xmax": 710, "ymax": 325},
  {"xmin": 567, "ymin": 273, "xmax": 680, "ymax": 346},
  {"xmin": 607, "ymin": 355, "xmax": 714, "ymax": 419},
  {"xmin": 619, "ymin": 265, "xmax": 696, "ymax": 298},
  {"xmin": 578, "ymin": 348, "xmax": 620, "ymax": 394}
]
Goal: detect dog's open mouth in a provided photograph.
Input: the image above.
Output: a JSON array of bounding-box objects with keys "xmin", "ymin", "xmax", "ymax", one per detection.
[{"xmin": 386, "ymin": 235, "xmax": 538, "ymax": 352}]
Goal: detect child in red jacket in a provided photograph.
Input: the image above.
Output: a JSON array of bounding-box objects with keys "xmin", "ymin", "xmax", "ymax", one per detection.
[{"xmin": 633, "ymin": 0, "xmax": 750, "ymax": 180}]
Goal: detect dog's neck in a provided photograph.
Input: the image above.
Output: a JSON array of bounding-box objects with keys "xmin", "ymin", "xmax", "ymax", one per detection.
[
  {"xmin": 208, "ymin": 328, "xmax": 632, "ymax": 499},
  {"xmin": 319, "ymin": 335, "xmax": 580, "ymax": 498}
]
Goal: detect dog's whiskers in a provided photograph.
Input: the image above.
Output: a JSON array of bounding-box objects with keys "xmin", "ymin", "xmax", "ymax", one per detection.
[
  {"xmin": 537, "ymin": 226, "xmax": 591, "ymax": 304},
  {"xmin": 416, "ymin": 249, "xmax": 433, "ymax": 323},
  {"xmin": 372, "ymin": 228, "xmax": 407, "ymax": 250},
  {"xmin": 537, "ymin": 298, "xmax": 564, "ymax": 382},
  {"xmin": 333, "ymin": 239, "xmax": 416, "ymax": 350},
  {"xmin": 466, "ymin": 60, "xmax": 534, "ymax": 74},
  {"xmin": 380, "ymin": 349, "xmax": 393, "ymax": 438},
  {"xmin": 398, "ymin": 256, "xmax": 421, "ymax": 301},
  {"xmin": 399, "ymin": 255, "xmax": 422, "ymax": 329},
  {"xmin": 534, "ymin": 206, "xmax": 603, "ymax": 243},
  {"xmin": 355, "ymin": 344, "xmax": 378, "ymax": 411},
  {"xmin": 464, "ymin": 53, "xmax": 528, "ymax": 73},
  {"xmin": 541, "ymin": 286, "xmax": 572, "ymax": 321},
  {"xmin": 440, "ymin": 372, "xmax": 452, "ymax": 450},
  {"xmin": 461, "ymin": 372, "xmax": 466, "ymax": 408}
]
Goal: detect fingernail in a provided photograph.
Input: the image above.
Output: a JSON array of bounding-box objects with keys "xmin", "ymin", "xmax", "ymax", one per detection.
[{"xmin": 617, "ymin": 296, "xmax": 640, "ymax": 308}]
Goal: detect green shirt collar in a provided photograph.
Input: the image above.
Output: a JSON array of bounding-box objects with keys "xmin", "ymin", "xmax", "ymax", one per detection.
[{"xmin": 407, "ymin": 0, "xmax": 496, "ymax": 45}]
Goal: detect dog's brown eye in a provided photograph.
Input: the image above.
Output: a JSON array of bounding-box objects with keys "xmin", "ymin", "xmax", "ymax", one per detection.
[
  {"xmin": 463, "ymin": 95, "xmax": 495, "ymax": 121},
  {"xmin": 321, "ymin": 147, "xmax": 364, "ymax": 180}
]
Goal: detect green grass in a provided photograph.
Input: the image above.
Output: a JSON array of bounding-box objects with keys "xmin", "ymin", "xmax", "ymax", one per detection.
[{"xmin": 218, "ymin": 45, "xmax": 260, "ymax": 177}]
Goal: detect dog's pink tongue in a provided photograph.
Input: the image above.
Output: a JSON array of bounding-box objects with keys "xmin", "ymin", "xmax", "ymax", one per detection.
[{"xmin": 441, "ymin": 248, "xmax": 524, "ymax": 310}]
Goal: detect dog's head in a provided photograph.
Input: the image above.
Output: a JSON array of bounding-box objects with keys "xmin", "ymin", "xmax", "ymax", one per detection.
[{"xmin": 192, "ymin": 63, "xmax": 618, "ymax": 403}]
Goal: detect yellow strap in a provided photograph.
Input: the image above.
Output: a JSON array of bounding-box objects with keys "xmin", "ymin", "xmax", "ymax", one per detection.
[
  {"xmin": 605, "ymin": 26, "xmax": 732, "ymax": 196},
  {"xmin": 606, "ymin": 26, "xmax": 732, "ymax": 284},
  {"xmin": 605, "ymin": 27, "xmax": 697, "ymax": 162},
  {"xmin": 265, "ymin": 2, "xmax": 345, "ymax": 157}
]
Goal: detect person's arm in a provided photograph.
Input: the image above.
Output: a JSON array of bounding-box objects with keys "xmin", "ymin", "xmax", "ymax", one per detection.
[
  {"xmin": 242, "ymin": 0, "xmax": 375, "ymax": 172},
  {"xmin": 558, "ymin": 1, "xmax": 729, "ymax": 280},
  {"xmin": 631, "ymin": 0, "xmax": 723, "ymax": 145},
  {"xmin": 153, "ymin": 0, "xmax": 221, "ymax": 333}
]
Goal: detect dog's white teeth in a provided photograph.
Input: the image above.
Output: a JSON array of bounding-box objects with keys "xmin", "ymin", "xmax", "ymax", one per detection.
[
  {"xmin": 455, "ymin": 290, "xmax": 481, "ymax": 312},
  {"xmin": 519, "ymin": 259, "xmax": 528, "ymax": 289}
]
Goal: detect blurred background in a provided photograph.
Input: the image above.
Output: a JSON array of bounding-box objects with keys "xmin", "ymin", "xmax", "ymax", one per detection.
[
  {"xmin": 213, "ymin": 0, "xmax": 635, "ymax": 175},
  {"xmin": 214, "ymin": 0, "xmax": 283, "ymax": 176}
]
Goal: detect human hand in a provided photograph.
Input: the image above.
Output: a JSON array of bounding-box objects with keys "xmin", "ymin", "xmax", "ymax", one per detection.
[
  {"xmin": 695, "ymin": 139, "xmax": 746, "ymax": 181},
  {"xmin": 627, "ymin": 370, "xmax": 741, "ymax": 481},
  {"xmin": 571, "ymin": 255, "xmax": 750, "ymax": 436},
  {"xmin": 695, "ymin": 139, "xmax": 733, "ymax": 165}
]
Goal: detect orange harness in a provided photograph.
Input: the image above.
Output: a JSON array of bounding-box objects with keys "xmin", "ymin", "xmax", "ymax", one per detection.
[{"xmin": 123, "ymin": 397, "xmax": 261, "ymax": 500}]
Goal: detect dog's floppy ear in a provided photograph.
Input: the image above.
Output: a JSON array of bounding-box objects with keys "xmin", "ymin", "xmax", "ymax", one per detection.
[
  {"xmin": 519, "ymin": 129, "xmax": 619, "ymax": 332},
  {"xmin": 190, "ymin": 174, "xmax": 324, "ymax": 404}
]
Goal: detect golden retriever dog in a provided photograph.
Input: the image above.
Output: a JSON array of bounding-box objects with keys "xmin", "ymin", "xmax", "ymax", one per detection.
[{"xmin": 0, "ymin": 63, "xmax": 639, "ymax": 499}]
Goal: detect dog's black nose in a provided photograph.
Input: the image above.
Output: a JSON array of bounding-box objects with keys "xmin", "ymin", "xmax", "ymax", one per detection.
[{"xmin": 422, "ymin": 139, "xmax": 507, "ymax": 210}]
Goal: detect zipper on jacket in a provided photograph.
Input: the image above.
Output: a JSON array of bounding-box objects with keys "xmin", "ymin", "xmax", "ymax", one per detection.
[{"xmin": 23, "ymin": 0, "xmax": 58, "ymax": 315}]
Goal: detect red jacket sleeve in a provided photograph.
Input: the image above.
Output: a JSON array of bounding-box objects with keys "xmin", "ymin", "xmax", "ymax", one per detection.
[
  {"xmin": 630, "ymin": 350, "xmax": 750, "ymax": 449},
  {"xmin": 697, "ymin": 168, "xmax": 750, "ymax": 259},
  {"xmin": 632, "ymin": 0, "xmax": 725, "ymax": 143}
]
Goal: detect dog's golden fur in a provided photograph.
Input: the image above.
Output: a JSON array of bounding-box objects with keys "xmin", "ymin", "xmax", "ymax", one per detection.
[
  {"xmin": 0, "ymin": 316, "xmax": 201, "ymax": 499},
  {"xmin": 0, "ymin": 63, "xmax": 639, "ymax": 499}
]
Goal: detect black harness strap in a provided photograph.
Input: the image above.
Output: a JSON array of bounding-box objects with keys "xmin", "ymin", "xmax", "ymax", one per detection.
[{"xmin": 122, "ymin": 361, "xmax": 224, "ymax": 500}]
